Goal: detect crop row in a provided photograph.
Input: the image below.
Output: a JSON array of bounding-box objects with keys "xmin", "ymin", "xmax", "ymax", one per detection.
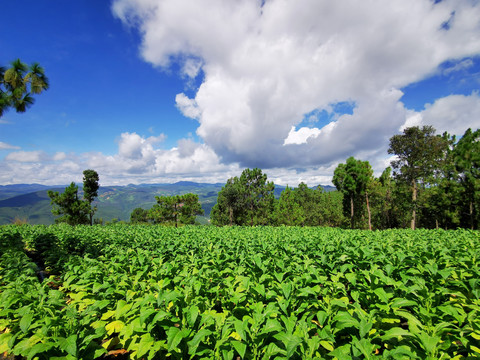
[{"xmin": 1, "ymin": 225, "xmax": 480, "ymax": 359}]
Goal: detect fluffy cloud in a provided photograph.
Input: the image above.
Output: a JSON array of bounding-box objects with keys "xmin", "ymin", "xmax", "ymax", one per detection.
[
  {"xmin": 0, "ymin": 132, "xmax": 240, "ymax": 185},
  {"xmin": 112, "ymin": 0, "xmax": 480, "ymax": 174},
  {"xmin": 5, "ymin": 151, "xmax": 48, "ymax": 162},
  {"xmin": 0, "ymin": 142, "xmax": 20, "ymax": 150},
  {"xmin": 420, "ymin": 93, "xmax": 480, "ymax": 136},
  {"xmin": 402, "ymin": 92, "xmax": 480, "ymax": 136},
  {"xmin": 3, "ymin": 1, "xmax": 480, "ymax": 186}
]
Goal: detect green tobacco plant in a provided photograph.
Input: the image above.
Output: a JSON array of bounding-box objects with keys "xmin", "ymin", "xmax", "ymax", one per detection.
[{"xmin": 0, "ymin": 225, "xmax": 479, "ymax": 359}]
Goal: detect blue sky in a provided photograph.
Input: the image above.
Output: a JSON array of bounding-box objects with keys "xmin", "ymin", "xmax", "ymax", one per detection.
[
  {"xmin": 1, "ymin": 1, "xmax": 197, "ymax": 153},
  {"xmin": 1, "ymin": 0, "xmax": 480, "ymax": 185}
]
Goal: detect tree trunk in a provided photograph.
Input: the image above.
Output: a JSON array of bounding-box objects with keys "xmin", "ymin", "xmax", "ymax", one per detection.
[
  {"xmin": 174, "ymin": 203, "xmax": 178, "ymax": 228},
  {"xmin": 350, "ymin": 196, "xmax": 354, "ymax": 229},
  {"xmin": 229, "ymin": 206, "xmax": 233, "ymax": 226},
  {"xmin": 470, "ymin": 201, "xmax": 474, "ymax": 230},
  {"xmin": 411, "ymin": 180, "xmax": 417, "ymax": 230},
  {"xmin": 366, "ymin": 191, "xmax": 372, "ymax": 231}
]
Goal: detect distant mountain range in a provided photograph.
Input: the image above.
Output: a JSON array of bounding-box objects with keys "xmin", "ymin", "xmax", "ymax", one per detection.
[{"xmin": 0, "ymin": 182, "xmax": 335, "ymax": 225}]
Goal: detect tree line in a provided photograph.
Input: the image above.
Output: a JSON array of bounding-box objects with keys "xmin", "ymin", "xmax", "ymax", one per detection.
[
  {"xmin": 211, "ymin": 125, "xmax": 480, "ymax": 230},
  {"xmin": 48, "ymin": 125, "xmax": 478, "ymax": 230},
  {"xmin": 5, "ymin": 59, "xmax": 478, "ymax": 230},
  {"xmin": 130, "ymin": 194, "xmax": 204, "ymax": 227}
]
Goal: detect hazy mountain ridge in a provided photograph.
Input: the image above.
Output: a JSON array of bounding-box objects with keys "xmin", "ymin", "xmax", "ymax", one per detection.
[{"xmin": 0, "ymin": 182, "xmax": 335, "ymax": 225}]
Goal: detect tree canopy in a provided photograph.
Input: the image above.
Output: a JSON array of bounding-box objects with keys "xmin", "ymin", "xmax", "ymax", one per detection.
[
  {"xmin": 48, "ymin": 170, "xmax": 100, "ymax": 226},
  {"xmin": 0, "ymin": 59, "xmax": 49, "ymax": 117},
  {"xmin": 388, "ymin": 125, "xmax": 449, "ymax": 229},
  {"xmin": 149, "ymin": 193, "xmax": 204, "ymax": 227},
  {"xmin": 211, "ymin": 168, "xmax": 275, "ymax": 226},
  {"xmin": 333, "ymin": 157, "xmax": 373, "ymax": 229}
]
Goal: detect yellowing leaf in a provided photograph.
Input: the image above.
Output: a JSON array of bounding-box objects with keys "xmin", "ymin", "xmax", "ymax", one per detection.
[
  {"xmin": 102, "ymin": 337, "xmax": 120, "ymax": 350},
  {"xmin": 106, "ymin": 320, "xmax": 125, "ymax": 335},
  {"xmin": 471, "ymin": 332, "xmax": 480, "ymax": 340},
  {"xmin": 471, "ymin": 345, "xmax": 480, "ymax": 354},
  {"xmin": 229, "ymin": 331, "xmax": 242, "ymax": 341},
  {"xmin": 101, "ymin": 310, "xmax": 115, "ymax": 320},
  {"xmin": 0, "ymin": 333, "xmax": 13, "ymax": 352},
  {"xmin": 320, "ymin": 340, "xmax": 334, "ymax": 351}
]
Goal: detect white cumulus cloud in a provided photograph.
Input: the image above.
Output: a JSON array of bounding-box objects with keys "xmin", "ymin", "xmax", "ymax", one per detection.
[
  {"xmin": 0, "ymin": 142, "xmax": 20, "ymax": 150},
  {"xmin": 112, "ymin": 0, "xmax": 480, "ymax": 175},
  {"xmin": 5, "ymin": 151, "xmax": 48, "ymax": 163}
]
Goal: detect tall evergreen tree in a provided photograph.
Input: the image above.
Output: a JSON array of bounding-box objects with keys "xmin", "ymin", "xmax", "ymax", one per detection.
[
  {"xmin": 211, "ymin": 168, "xmax": 275, "ymax": 226},
  {"xmin": 274, "ymin": 186, "xmax": 306, "ymax": 226},
  {"xmin": 149, "ymin": 194, "xmax": 203, "ymax": 227},
  {"xmin": 48, "ymin": 183, "xmax": 90, "ymax": 225},
  {"xmin": 82, "ymin": 169, "xmax": 99, "ymax": 225},
  {"xmin": 453, "ymin": 128, "xmax": 480, "ymax": 229},
  {"xmin": 388, "ymin": 126, "xmax": 449, "ymax": 229}
]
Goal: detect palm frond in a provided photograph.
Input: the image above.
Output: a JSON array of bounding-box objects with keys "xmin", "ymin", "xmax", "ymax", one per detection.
[
  {"xmin": 13, "ymin": 93, "xmax": 35, "ymax": 113},
  {"xmin": 25, "ymin": 62, "xmax": 50, "ymax": 94}
]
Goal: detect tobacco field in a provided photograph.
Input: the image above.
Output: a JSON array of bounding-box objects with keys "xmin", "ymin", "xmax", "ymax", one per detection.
[{"xmin": 0, "ymin": 225, "xmax": 479, "ymax": 359}]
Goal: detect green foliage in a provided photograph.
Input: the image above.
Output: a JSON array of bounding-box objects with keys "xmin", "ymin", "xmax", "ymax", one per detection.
[
  {"xmin": 211, "ymin": 168, "xmax": 275, "ymax": 226},
  {"xmin": 388, "ymin": 126, "xmax": 450, "ymax": 229},
  {"xmin": 453, "ymin": 128, "xmax": 480, "ymax": 229},
  {"xmin": 333, "ymin": 157, "xmax": 373, "ymax": 229},
  {"xmin": 1, "ymin": 225, "xmax": 479, "ymax": 359},
  {"xmin": 274, "ymin": 184, "xmax": 344, "ymax": 227},
  {"xmin": 47, "ymin": 183, "xmax": 90, "ymax": 225},
  {"xmin": 130, "ymin": 207, "xmax": 149, "ymax": 224},
  {"xmin": 0, "ymin": 59, "xmax": 49, "ymax": 117},
  {"xmin": 47, "ymin": 170, "xmax": 100, "ymax": 226},
  {"xmin": 82, "ymin": 169, "xmax": 100, "ymax": 225},
  {"xmin": 149, "ymin": 193, "xmax": 204, "ymax": 227}
]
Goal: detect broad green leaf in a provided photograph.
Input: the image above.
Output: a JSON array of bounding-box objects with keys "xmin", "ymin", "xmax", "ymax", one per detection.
[
  {"xmin": 391, "ymin": 298, "xmax": 418, "ymax": 309},
  {"xmin": 373, "ymin": 287, "xmax": 390, "ymax": 303},
  {"xmin": 334, "ymin": 311, "xmax": 359, "ymax": 330},
  {"xmin": 381, "ymin": 327, "xmax": 413, "ymax": 340},
  {"xmin": 140, "ymin": 308, "xmax": 156, "ymax": 325},
  {"xmin": 167, "ymin": 326, "xmax": 184, "ymax": 352},
  {"xmin": 27, "ymin": 343, "xmax": 53, "ymax": 360},
  {"xmin": 394, "ymin": 310, "xmax": 423, "ymax": 333},
  {"xmin": 345, "ymin": 272, "xmax": 356, "ymax": 285},
  {"xmin": 186, "ymin": 305, "xmax": 199, "ymax": 327},
  {"xmin": 231, "ymin": 340, "xmax": 247, "ymax": 358},
  {"xmin": 0, "ymin": 333, "xmax": 12, "ymax": 353},
  {"xmin": 275, "ymin": 332, "xmax": 302, "ymax": 359},
  {"xmin": 115, "ymin": 300, "xmax": 132, "ymax": 319},
  {"xmin": 353, "ymin": 337, "xmax": 377, "ymax": 359},
  {"xmin": 188, "ymin": 328, "xmax": 212, "ymax": 355},
  {"xmin": 259, "ymin": 319, "xmax": 282, "ymax": 335},
  {"xmin": 359, "ymin": 318, "xmax": 373, "ymax": 338},
  {"xmin": 57, "ymin": 335, "xmax": 77, "ymax": 357},
  {"xmin": 329, "ymin": 344, "xmax": 352, "ymax": 360},
  {"xmin": 316, "ymin": 311, "xmax": 328, "ymax": 326},
  {"xmin": 136, "ymin": 333, "xmax": 154, "ymax": 359},
  {"xmin": 19, "ymin": 312, "xmax": 33, "ymax": 333},
  {"xmin": 416, "ymin": 332, "xmax": 440, "ymax": 354}
]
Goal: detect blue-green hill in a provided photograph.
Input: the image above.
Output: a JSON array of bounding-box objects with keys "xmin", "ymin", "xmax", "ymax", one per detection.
[{"xmin": 0, "ymin": 182, "xmax": 334, "ymax": 225}]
